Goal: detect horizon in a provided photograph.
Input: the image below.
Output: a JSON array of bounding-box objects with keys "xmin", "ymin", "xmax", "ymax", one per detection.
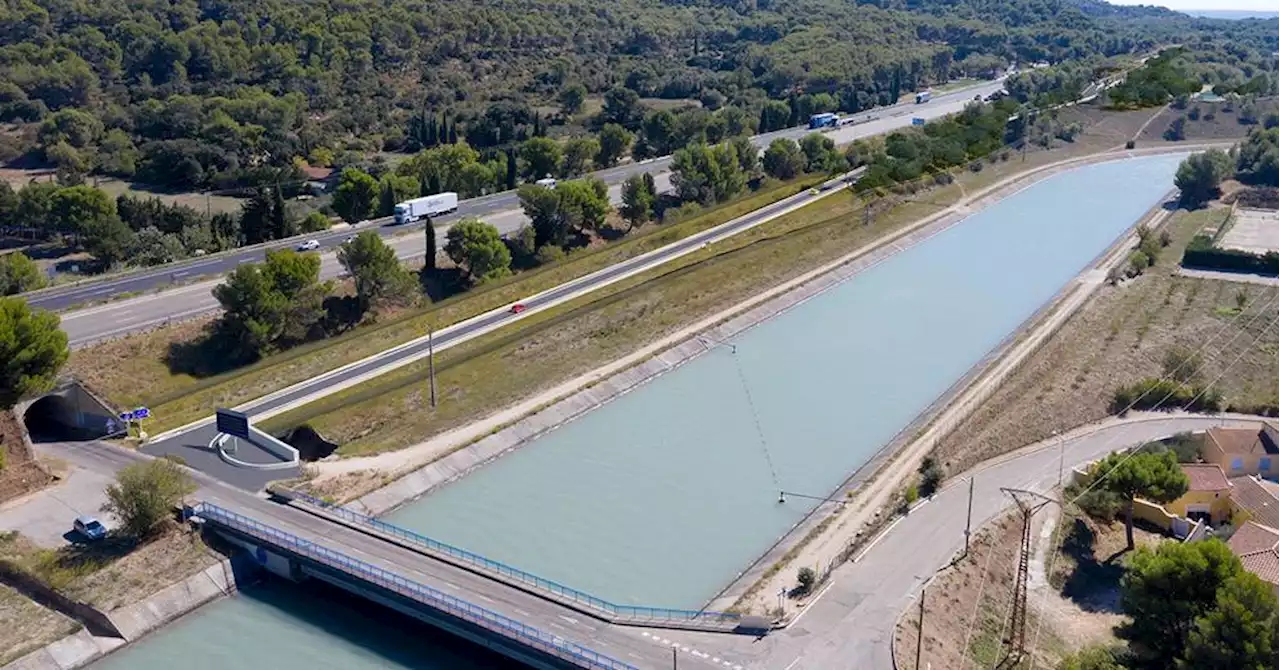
[{"xmin": 1107, "ymin": 0, "xmax": 1278, "ymax": 12}]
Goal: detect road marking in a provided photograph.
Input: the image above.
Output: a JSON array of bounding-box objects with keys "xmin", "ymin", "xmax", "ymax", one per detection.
[
  {"xmin": 854, "ymin": 514, "xmax": 906, "ymax": 563},
  {"xmin": 475, "ymin": 593, "xmax": 494, "ymax": 603},
  {"xmin": 788, "ymin": 581, "xmax": 835, "ymax": 628},
  {"xmin": 513, "ymin": 608, "xmax": 530, "ymax": 617},
  {"xmin": 558, "ymin": 615, "xmax": 578, "ymax": 625},
  {"xmin": 784, "ymin": 657, "xmax": 802, "ymax": 670}
]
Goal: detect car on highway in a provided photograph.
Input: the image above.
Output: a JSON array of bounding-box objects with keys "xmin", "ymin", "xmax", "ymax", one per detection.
[
  {"xmin": 343, "ymin": 235, "xmax": 356, "ymax": 244},
  {"xmin": 73, "ymin": 515, "xmax": 107, "ymax": 541},
  {"xmin": 510, "ymin": 303, "xmax": 526, "ymax": 314},
  {"xmin": 297, "ymin": 239, "xmax": 321, "ymax": 251}
]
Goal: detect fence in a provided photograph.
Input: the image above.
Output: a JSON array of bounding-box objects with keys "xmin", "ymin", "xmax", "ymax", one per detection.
[
  {"xmin": 189, "ymin": 502, "xmax": 636, "ymax": 670},
  {"xmin": 283, "ymin": 491, "xmax": 740, "ymax": 627}
]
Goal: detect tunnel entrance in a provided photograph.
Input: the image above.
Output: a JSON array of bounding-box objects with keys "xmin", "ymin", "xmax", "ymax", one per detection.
[
  {"xmin": 23, "ymin": 383, "xmax": 122, "ymax": 443},
  {"xmin": 278, "ymin": 424, "xmax": 339, "ymax": 462}
]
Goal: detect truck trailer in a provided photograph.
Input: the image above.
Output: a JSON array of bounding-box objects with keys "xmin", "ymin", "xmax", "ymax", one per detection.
[
  {"xmin": 394, "ymin": 192, "xmax": 458, "ymax": 225},
  {"xmin": 915, "ymin": 90, "xmax": 932, "ymax": 104},
  {"xmin": 808, "ymin": 112, "xmax": 839, "ymax": 129}
]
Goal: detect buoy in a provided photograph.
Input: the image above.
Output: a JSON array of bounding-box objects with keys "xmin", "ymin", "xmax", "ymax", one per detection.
[{"xmin": 777, "ymin": 491, "xmax": 786, "ymax": 504}]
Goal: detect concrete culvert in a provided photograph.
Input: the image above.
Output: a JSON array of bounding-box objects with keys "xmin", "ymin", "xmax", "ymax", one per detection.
[
  {"xmin": 279, "ymin": 424, "xmax": 339, "ymax": 461},
  {"xmin": 22, "ymin": 382, "xmax": 120, "ymax": 442}
]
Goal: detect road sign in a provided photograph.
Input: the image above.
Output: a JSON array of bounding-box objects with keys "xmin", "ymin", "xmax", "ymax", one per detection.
[
  {"xmin": 131, "ymin": 407, "xmax": 150, "ymax": 420},
  {"xmin": 216, "ymin": 408, "xmax": 250, "ymax": 439},
  {"xmin": 118, "ymin": 412, "xmax": 132, "ymax": 422}
]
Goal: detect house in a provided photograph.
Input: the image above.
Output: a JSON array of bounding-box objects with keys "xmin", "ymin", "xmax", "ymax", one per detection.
[
  {"xmin": 1229, "ymin": 475, "xmax": 1280, "ymax": 529},
  {"xmin": 1226, "ymin": 521, "xmax": 1279, "ymax": 590},
  {"xmin": 301, "ymin": 165, "xmax": 337, "ymax": 194},
  {"xmin": 1166, "ymin": 464, "xmax": 1234, "ymax": 524},
  {"xmin": 1201, "ymin": 422, "xmax": 1278, "ymax": 480}
]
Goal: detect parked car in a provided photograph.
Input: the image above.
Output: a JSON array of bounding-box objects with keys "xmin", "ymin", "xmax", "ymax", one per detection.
[
  {"xmin": 73, "ymin": 515, "xmax": 107, "ymax": 541},
  {"xmin": 510, "ymin": 303, "xmax": 527, "ymax": 314},
  {"xmin": 296, "ymin": 239, "xmax": 320, "ymax": 251}
]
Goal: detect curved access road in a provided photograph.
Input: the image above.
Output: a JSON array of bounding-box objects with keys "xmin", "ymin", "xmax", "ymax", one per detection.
[
  {"xmin": 659, "ymin": 412, "xmax": 1269, "ymax": 670},
  {"xmin": 34, "ymin": 78, "xmax": 1007, "ymax": 326}
]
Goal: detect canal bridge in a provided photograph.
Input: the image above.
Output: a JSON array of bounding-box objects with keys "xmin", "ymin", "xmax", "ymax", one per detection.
[{"xmin": 188, "ymin": 492, "xmax": 759, "ymax": 670}]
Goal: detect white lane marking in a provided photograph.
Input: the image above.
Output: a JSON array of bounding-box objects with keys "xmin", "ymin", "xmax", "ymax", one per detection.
[
  {"xmin": 513, "ymin": 608, "xmax": 531, "ymax": 617},
  {"xmin": 475, "ymin": 593, "xmax": 494, "ymax": 603},
  {"xmin": 788, "ymin": 581, "xmax": 836, "ymax": 628},
  {"xmin": 854, "ymin": 514, "xmax": 906, "ymax": 563},
  {"xmin": 784, "ymin": 657, "xmax": 802, "ymax": 670},
  {"xmin": 558, "ymin": 615, "xmax": 578, "ymax": 625},
  {"xmin": 173, "ymin": 271, "xmax": 187, "ymax": 278}
]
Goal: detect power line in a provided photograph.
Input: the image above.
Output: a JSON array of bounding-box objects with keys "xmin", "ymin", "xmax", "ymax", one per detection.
[{"xmin": 729, "ymin": 345, "xmax": 782, "ymax": 492}]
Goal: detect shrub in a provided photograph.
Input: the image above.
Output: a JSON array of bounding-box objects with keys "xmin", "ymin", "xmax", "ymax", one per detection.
[
  {"xmin": 968, "ymin": 159, "xmax": 984, "ymax": 172},
  {"xmin": 904, "ymin": 483, "xmax": 920, "ymax": 506},
  {"xmin": 796, "ymin": 567, "xmax": 816, "ymax": 594},
  {"xmin": 918, "ymin": 456, "xmax": 944, "ymax": 497},
  {"xmin": 1182, "ymin": 235, "xmax": 1279, "ymax": 275},
  {"xmin": 1127, "ymin": 250, "xmax": 1150, "ymax": 276},
  {"xmin": 1125, "ymin": 140, "xmax": 1136, "ymax": 150},
  {"xmin": 101, "ymin": 459, "xmax": 196, "ymax": 538},
  {"xmin": 1111, "ymin": 377, "xmax": 1224, "ymax": 414},
  {"xmin": 534, "ymin": 244, "xmax": 565, "ymax": 265}
]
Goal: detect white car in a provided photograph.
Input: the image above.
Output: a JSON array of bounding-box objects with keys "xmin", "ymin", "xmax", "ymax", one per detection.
[
  {"xmin": 535, "ymin": 177, "xmax": 558, "ymax": 189},
  {"xmin": 296, "ymin": 239, "xmax": 320, "ymax": 251}
]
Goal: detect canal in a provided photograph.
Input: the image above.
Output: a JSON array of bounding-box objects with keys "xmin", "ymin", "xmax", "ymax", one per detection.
[{"xmin": 93, "ymin": 152, "xmax": 1184, "ymax": 667}]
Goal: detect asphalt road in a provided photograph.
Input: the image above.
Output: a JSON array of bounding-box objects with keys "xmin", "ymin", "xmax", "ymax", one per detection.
[
  {"xmin": 659, "ymin": 413, "xmax": 1266, "ymax": 669},
  {"xmin": 40, "ymin": 77, "xmax": 1006, "ymax": 326}
]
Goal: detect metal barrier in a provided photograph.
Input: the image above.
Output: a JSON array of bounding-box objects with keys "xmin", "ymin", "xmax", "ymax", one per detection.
[
  {"xmin": 285, "ymin": 491, "xmax": 740, "ymax": 626},
  {"xmin": 190, "ymin": 502, "xmax": 636, "ymax": 670}
]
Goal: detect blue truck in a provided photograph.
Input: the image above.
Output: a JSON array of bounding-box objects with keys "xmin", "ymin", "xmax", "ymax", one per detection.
[{"xmin": 808, "ymin": 112, "xmax": 839, "ymax": 129}]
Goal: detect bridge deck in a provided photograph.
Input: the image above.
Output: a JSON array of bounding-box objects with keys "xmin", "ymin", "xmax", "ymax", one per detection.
[{"xmin": 191, "ymin": 493, "xmax": 726, "ymax": 670}]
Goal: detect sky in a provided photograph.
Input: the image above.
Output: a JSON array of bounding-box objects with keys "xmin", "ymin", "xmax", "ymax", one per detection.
[{"xmin": 1106, "ymin": 0, "xmax": 1278, "ymax": 11}]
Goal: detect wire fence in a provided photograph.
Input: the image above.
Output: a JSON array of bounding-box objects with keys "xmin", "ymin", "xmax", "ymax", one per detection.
[
  {"xmin": 284, "ymin": 491, "xmax": 740, "ymax": 626},
  {"xmin": 189, "ymin": 502, "xmax": 637, "ymax": 670}
]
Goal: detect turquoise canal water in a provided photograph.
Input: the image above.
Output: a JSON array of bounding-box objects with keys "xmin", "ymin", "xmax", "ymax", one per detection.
[
  {"xmin": 385, "ymin": 153, "xmax": 1184, "ymax": 609},
  {"xmin": 92, "ymin": 579, "xmax": 511, "ymax": 669},
  {"xmin": 92, "ymin": 152, "xmax": 1183, "ymax": 667}
]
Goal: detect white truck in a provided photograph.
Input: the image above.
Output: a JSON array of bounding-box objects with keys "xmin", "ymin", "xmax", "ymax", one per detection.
[
  {"xmin": 915, "ymin": 90, "xmax": 932, "ymax": 104},
  {"xmin": 394, "ymin": 192, "xmax": 458, "ymax": 225}
]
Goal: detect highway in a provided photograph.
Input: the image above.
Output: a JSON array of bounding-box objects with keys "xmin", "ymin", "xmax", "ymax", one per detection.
[
  {"xmin": 658, "ymin": 413, "xmax": 1268, "ymax": 669},
  {"xmin": 44, "ymin": 77, "xmax": 1006, "ymax": 342}
]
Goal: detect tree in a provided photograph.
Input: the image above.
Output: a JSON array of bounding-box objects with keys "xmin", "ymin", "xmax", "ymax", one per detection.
[
  {"xmin": 597, "ymin": 124, "xmax": 633, "ymax": 167},
  {"xmin": 728, "ymin": 135, "xmax": 758, "ymax": 176},
  {"xmin": 270, "ymin": 185, "xmax": 294, "ymax": 240},
  {"xmin": 561, "ymin": 137, "xmax": 600, "ymax": 177},
  {"xmin": 239, "ymin": 187, "xmax": 275, "ymax": 245},
  {"xmin": 1178, "ymin": 572, "xmax": 1279, "ymax": 670},
  {"xmin": 800, "ymin": 133, "xmax": 844, "ymax": 173},
  {"xmin": 762, "ymin": 138, "xmax": 805, "ymax": 180},
  {"xmin": 1235, "ymin": 127, "xmax": 1278, "ymax": 186},
  {"xmin": 559, "ymin": 83, "xmax": 587, "ymax": 116},
  {"xmin": 671, "ymin": 142, "xmax": 746, "ymax": 205},
  {"xmin": 759, "ymin": 100, "xmax": 792, "ymax": 132},
  {"xmin": 0, "ymin": 252, "xmax": 45, "ymax": 295},
  {"xmin": 1174, "ymin": 149, "xmax": 1231, "ymax": 207},
  {"xmin": 1163, "ymin": 115, "xmax": 1187, "ymax": 141},
  {"xmin": 796, "ymin": 566, "xmax": 816, "ymax": 594},
  {"xmin": 0, "ymin": 297, "xmax": 68, "ymax": 409},
  {"xmin": 1120, "ymin": 540, "xmax": 1242, "ymax": 666},
  {"xmin": 377, "ymin": 173, "xmax": 418, "ymax": 217},
  {"xmin": 518, "ymin": 184, "xmax": 567, "ymax": 248},
  {"xmin": 301, "ymin": 211, "xmax": 331, "ymax": 232},
  {"xmin": 101, "ymin": 459, "xmax": 195, "ymax": 538},
  {"xmin": 601, "ymin": 87, "xmax": 641, "ymax": 128},
  {"xmin": 444, "ymin": 218, "xmax": 511, "ymax": 283},
  {"xmin": 1128, "ymin": 250, "xmax": 1150, "ymax": 276},
  {"xmin": 213, "ymin": 250, "xmax": 329, "ymax": 360},
  {"xmin": 505, "ymin": 150, "xmax": 518, "ymax": 190},
  {"xmin": 1058, "ymin": 646, "xmax": 1125, "ymax": 670},
  {"xmin": 520, "ymin": 137, "xmax": 562, "ymax": 180},
  {"xmin": 641, "ymin": 110, "xmax": 678, "ymax": 157},
  {"xmin": 556, "ymin": 178, "xmax": 611, "ymax": 233},
  {"xmin": 1093, "ymin": 450, "xmax": 1189, "ymax": 550},
  {"xmin": 338, "ymin": 231, "xmax": 415, "ymax": 313},
  {"xmin": 423, "ymin": 213, "xmax": 437, "ymax": 272},
  {"xmin": 620, "ymin": 174, "xmax": 654, "ymax": 231},
  {"xmin": 332, "ymin": 167, "xmax": 379, "ymax": 223}
]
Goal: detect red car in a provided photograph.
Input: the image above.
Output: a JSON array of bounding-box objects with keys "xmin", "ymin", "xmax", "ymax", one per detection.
[{"xmin": 510, "ymin": 303, "xmax": 526, "ymax": 314}]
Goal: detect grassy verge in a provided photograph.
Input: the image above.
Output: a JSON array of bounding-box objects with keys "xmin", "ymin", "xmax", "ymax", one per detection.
[
  {"xmin": 0, "ymin": 583, "xmax": 79, "ymax": 665},
  {"xmin": 260, "ymin": 145, "xmax": 1105, "ymax": 456},
  {"xmin": 0, "ymin": 528, "xmax": 215, "ymax": 612},
  {"xmin": 68, "ymin": 175, "xmax": 824, "ymax": 430}
]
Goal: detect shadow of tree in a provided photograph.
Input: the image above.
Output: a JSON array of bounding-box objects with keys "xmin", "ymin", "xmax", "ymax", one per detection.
[{"xmin": 1058, "ymin": 518, "xmax": 1126, "ymax": 614}]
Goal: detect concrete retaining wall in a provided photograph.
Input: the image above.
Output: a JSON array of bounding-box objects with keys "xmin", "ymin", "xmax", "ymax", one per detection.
[
  {"xmin": 4, "ymin": 556, "xmax": 250, "ymax": 670},
  {"xmin": 0, "ymin": 563, "xmax": 122, "ymax": 638}
]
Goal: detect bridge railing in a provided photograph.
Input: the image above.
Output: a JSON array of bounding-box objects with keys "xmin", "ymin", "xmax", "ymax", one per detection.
[
  {"xmin": 284, "ymin": 490, "xmax": 741, "ymax": 626},
  {"xmin": 190, "ymin": 502, "xmax": 636, "ymax": 670}
]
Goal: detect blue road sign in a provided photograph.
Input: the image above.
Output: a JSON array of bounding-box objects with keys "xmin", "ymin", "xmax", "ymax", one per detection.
[
  {"xmin": 131, "ymin": 407, "xmax": 150, "ymax": 420},
  {"xmin": 118, "ymin": 412, "xmax": 131, "ymax": 422}
]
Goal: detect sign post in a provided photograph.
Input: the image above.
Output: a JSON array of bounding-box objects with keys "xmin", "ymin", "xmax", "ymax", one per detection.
[{"xmin": 215, "ymin": 408, "xmax": 251, "ymax": 454}]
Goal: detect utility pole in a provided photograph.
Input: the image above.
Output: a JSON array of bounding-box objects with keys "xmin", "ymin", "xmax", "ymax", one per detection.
[
  {"xmin": 964, "ymin": 477, "xmax": 975, "ymax": 557},
  {"xmin": 1055, "ymin": 430, "xmax": 1065, "ymax": 489},
  {"xmin": 915, "ymin": 586, "xmax": 926, "ymax": 670},
  {"xmin": 999, "ymin": 487, "xmax": 1056, "ymax": 664},
  {"xmin": 672, "ymin": 646, "xmax": 677, "ymax": 669},
  {"xmin": 428, "ymin": 326, "xmax": 437, "ymax": 408}
]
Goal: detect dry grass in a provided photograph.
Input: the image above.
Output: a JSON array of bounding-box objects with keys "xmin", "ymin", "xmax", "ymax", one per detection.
[
  {"xmin": 0, "ymin": 583, "xmax": 79, "ymax": 666},
  {"xmin": 66, "ymin": 318, "xmax": 214, "ymax": 410},
  {"xmin": 0, "ymin": 526, "xmax": 216, "ymax": 612},
  {"xmin": 893, "ymin": 512, "xmax": 1067, "ymax": 670},
  {"xmin": 937, "ymin": 206, "xmax": 1279, "ymax": 477},
  {"xmin": 0, "ymin": 410, "xmax": 55, "ymax": 505}
]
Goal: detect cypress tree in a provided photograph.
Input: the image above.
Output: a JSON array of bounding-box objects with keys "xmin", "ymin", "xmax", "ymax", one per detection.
[
  {"xmin": 506, "ymin": 150, "xmax": 518, "ymax": 189},
  {"xmin": 423, "ymin": 213, "xmax": 436, "ymax": 271}
]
